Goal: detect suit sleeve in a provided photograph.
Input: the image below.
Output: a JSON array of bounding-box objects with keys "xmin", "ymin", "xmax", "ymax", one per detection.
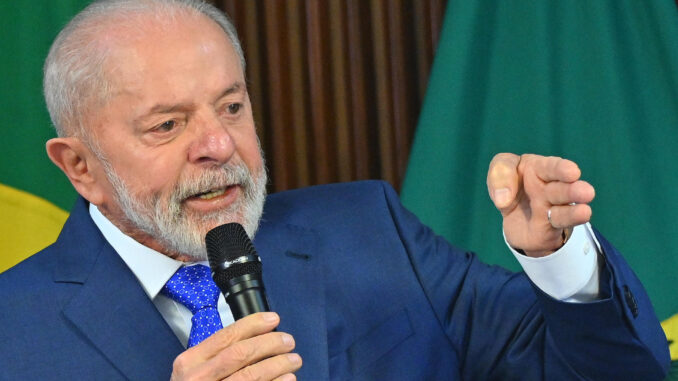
[{"xmin": 378, "ymin": 181, "xmax": 670, "ymax": 380}]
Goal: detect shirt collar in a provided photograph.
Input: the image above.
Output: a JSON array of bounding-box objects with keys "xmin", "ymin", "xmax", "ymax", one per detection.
[{"xmin": 89, "ymin": 203, "xmax": 185, "ymax": 300}]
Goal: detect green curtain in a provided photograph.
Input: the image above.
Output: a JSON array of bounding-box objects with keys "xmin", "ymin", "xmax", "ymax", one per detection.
[
  {"xmin": 0, "ymin": 1, "xmax": 89, "ymax": 211},
  {"xmin": 401, "ymin": 0, "xmax": 678, "ymax": 376}
]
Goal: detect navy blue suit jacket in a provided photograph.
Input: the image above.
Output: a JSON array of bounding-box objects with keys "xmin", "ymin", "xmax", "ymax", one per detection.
[{"xmin": 0, "ymin": 181, "xmax": 670, "ymax": 380}]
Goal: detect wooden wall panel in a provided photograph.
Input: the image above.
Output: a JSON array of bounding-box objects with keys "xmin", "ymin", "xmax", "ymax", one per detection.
[{"xmin": 217, "ymin": 0, "xmax": 447, "ymax": 193}]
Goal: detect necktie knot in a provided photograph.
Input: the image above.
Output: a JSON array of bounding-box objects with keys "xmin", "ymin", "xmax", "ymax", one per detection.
[
  {"xmin": 162, "ymin": 264, "xmax": 220, "ymax": 313},
  {"xmin": 162, "ymin": 264, "xmax": 223, "ymax": 347}
]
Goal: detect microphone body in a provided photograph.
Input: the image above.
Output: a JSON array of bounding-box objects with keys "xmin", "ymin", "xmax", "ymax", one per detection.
[
  {"xmin": 206, "ymin": 223, "xmax": 270, "ymax": 320},
  {"xmin": 224, "ymin": 273, "xmax": 270, "ymax": 320}
]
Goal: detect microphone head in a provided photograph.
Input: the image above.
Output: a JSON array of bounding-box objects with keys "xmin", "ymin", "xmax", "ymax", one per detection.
[
  {"xmin": 206, "ymin": 223, "xmax": 257, "ymax": 262},
  {"xmin": 205, "ymin": 223, "xmax": 262, "ymax": 288}
]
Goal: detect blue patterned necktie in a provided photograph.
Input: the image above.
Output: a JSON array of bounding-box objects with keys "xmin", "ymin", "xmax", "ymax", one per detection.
[{"xmin": 161, "ymin": 264, "xmax": 223, "ymax": 348}]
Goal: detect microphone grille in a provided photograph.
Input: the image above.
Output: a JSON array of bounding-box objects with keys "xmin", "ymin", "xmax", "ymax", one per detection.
[{"xmin": 205, "ymin": 223, "xmax": 257, "ymax": 263}]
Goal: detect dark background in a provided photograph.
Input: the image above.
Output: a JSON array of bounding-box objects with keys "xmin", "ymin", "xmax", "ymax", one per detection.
[{"xmin": 215, "ymin": 0, "xmax": 448, "ymax": 192}]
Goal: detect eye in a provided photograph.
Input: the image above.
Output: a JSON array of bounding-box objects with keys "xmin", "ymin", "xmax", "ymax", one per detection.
[
  {"xmin": 227, "ymin": 103, "xmax": 242, "ymax": 115},
  {"xmin": 155, "ymin": 120, "xmax": 176, "ymax": 132}
]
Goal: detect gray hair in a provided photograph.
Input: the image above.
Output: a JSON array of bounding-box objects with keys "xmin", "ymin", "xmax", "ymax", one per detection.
[{"xmin": 43, "ymin": 0, "xmax": 245, "ymax": 138}]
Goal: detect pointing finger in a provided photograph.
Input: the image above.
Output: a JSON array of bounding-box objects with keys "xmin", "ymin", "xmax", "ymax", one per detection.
[
  {"xmin": 544, "ymin": 180, "xmax": 595, "ymax": 206},
  {"xmin": 487, "ymin": 153, "xmax": 521, "ymax": 211},
  {"xmin": 534, "ymin": 156, "xmax": 581, "ymax": 183},
  {"xmin": 548, "ymin": 204, "xmax": 592, "ymax": 229}
]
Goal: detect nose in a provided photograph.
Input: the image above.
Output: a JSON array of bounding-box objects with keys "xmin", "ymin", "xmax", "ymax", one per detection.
[{"xmin": 187, "ymin": 111, "xmax": 235, "ymax": 166}]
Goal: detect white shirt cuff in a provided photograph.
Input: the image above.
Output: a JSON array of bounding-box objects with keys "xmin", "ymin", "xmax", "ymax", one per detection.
[{"xmin": 506, "ymin": 223, "xmax": 601, "ymax": 301}]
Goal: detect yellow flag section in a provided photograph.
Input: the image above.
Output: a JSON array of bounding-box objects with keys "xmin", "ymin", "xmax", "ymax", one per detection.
[
  {"xmin": 662, "ymin": 313, "xmax": 678, "ymax": 362},
  {"xmin": 0, "ymin": 183, "xmax": 68, "ymax": 273}
]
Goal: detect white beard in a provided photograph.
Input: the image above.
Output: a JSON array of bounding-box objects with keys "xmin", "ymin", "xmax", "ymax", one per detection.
[{"xmin": 101, "ymin": 158, "xmax": 267, "ymax": 261}]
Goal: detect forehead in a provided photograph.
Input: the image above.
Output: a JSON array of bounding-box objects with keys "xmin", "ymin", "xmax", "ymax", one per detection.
[{"xmin": 100, "ymin": 12, "xmax": 242, "ymax": 97}]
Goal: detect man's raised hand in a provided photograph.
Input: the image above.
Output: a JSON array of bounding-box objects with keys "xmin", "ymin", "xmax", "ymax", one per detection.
[
  {"xmin": 170, "ymin": 312, "xmax": 301, "ymax": 381},
  {"xmin": 487, "ymin": 153, "xmax": 595, "ymax": 257}
]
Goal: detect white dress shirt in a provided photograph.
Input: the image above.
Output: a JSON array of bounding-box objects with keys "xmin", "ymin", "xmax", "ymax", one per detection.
[
  {"xmin": 507, "ymin": 223, "xmax": 602, "ymax": 302},
  {"xmin": 89, "ymin": 203, "xmax": 601, "ymax": 348},
  {"xmin": 89, "ymin": 204, "xmax": 234, "ymax": 348}
]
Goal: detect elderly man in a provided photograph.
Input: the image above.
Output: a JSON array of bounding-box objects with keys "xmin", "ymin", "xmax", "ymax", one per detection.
[{"xmin": 0, "ymin": 0, "xmax": 669, "ymax": 380}]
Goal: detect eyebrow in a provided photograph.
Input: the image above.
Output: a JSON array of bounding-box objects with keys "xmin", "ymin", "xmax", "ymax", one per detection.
[
  {"xmin": 215, "ymin": 81, "xmax": 245, "ymax": 100},
  {"xmin": 135, "ymin": 81, "xmax": 246, "ymax": 122}
]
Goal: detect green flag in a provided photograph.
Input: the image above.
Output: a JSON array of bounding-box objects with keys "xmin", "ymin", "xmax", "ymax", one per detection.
[
  {"xmin": 401, "ymin": 0, "xmax": 678, "ymax": 376},
  {"xmin": 0, "ymin": 2, "xmax": 89, "ymax": 270}
]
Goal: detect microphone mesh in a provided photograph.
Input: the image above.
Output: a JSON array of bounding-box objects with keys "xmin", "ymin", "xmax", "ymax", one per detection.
[
  {"xmin": 205, "ymin": 223, "xmax": 257, "ymax": 262},
  {"xmin": 205, "ymin": 223, "xmax": 262, "ymax": 285}
]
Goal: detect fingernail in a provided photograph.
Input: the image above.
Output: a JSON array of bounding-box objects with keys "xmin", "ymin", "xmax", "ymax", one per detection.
[
  {"xmin": 287, "ymin": 353, "xmax": 302, "ymax": 364},
  {"xmin": 262, "ymin": 312, "xmax": 278, "ymax": 322},
  {"xmin": 281, "ymin": 333, "xmax": 294, "ymax": 346},
  {"xmin": 494, "ymin": 188, "xmax": 510, "ymax": 207}
]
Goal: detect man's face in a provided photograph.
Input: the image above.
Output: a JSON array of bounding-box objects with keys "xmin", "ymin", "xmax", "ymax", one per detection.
[{"xmin": 86, "ymin": 15, "xmax": 266, "ymax": 261}]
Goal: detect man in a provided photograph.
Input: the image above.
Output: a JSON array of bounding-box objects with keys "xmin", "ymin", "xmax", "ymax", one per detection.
[{"xmin": 0, "ymin": 0, "xmax": 669, "ymax": 380}]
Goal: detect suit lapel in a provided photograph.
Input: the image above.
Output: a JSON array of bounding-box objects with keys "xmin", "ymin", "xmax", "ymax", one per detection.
[
  {"xmin": 255, "ymin": 221, "xmax": 330, "ymax": 380},
  {"xmin": 55, "ymin": 198, "xmax": 330, "ymax": 379},
  {"xmin": 54, "ymin": 198, "xmax": 183, "ymax": 380}
]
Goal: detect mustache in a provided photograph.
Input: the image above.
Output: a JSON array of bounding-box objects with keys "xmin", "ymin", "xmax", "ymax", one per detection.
[{"xmin": 169, "ymin": 162, "xmax": 253, "ymax": 205}]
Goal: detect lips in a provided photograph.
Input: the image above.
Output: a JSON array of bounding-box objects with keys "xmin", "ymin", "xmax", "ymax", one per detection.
[
  {"xmin": 195, "ymin": 188, "xmax": 227, "ymax": 200},
  {"xmin": 182, "ymin": 184, "xmax": 241, "ymax": 214}
]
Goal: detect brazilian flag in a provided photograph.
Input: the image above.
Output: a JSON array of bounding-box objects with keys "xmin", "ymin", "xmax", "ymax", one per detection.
[
  {"xmin": 402, "ymin": 0, "xmax": 678, "ymax": 378},
  {"xmin": 0, "ymin": 2, "xmax": 89, "ymax": 271}
]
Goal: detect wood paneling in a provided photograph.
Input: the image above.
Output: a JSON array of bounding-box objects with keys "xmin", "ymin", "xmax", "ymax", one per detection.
[{"xmin": 217, "ymin": 0, "xmax": 447, "ymax": 192}]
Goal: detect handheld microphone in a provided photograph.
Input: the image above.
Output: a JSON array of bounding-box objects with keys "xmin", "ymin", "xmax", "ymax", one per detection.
[{"xmin": 205, "ymin": 223, "xmax": 270, "ymax": 320}]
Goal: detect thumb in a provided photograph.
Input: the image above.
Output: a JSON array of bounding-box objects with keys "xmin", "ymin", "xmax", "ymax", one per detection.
[{"xmin": 487, "ymin": 153, "xmax": 521, "ymax": 215}]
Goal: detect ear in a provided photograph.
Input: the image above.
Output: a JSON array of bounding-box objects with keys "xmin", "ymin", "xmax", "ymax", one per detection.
[{"xmin": 46, "ymin": 137, "xmax": 106, "ymax": 205}]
